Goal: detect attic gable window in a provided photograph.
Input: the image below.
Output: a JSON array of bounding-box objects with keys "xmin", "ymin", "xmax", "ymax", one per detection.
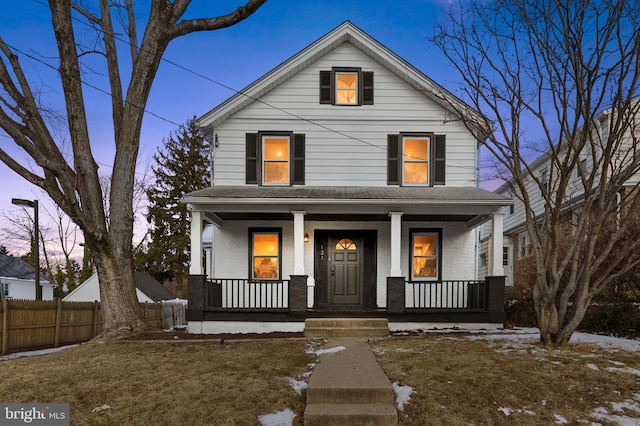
[
  {"xmin": 336, "ymin": 71, "xmax": 358, "ymax": 105},
  {"xmin": 320, "ymin": 68, "xmax": 373, "ymax": 106}
]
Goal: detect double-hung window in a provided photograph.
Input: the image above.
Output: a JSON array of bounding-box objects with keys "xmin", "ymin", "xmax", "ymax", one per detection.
[
  {"xmin": 250, "ymin": 229, "xmax": 281, "ymax": 280},
  {"xmin": 319, "ymin": 67, "xmax": 374, "ymax": 105},
  {"xmin": 410, "ymin": 229, "xmax": 441, "ymax": 280},
  {"xmin": 245, "ymin": 132, "xmax": 305, "ymax": 186},
  {"xmin": 387, "ymin": 133, "xmax": 446, "ymax": 186},
  {"xmin": 403, "ymin": 136, "xmax": 430, "ymax": 185},
  {"xmin": 262, "ymin": 135, "xmax": 290, "ymax": 185}
]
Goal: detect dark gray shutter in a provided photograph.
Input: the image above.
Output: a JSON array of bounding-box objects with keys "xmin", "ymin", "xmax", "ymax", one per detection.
[
  {"xmin": 292, "ymin": 133, "xmax": 305, "ymax": 185},
  {"xmin": 246, "ymin": 133, "xmax": 259, "ymax": 184},
  {"xmin": 319, "ymin": 71, "xmax": 332, "ymax": 104},
  {"xmin": 387, "ymin": 134, "xmax": 400, "ymax": 185},
  {"xmin": 362, "ymin": 71, "xmax": 374, "ymax": 105},
  {"xmin": 433, "ymin": 134, "xmax": 446, "ymax": 185}
]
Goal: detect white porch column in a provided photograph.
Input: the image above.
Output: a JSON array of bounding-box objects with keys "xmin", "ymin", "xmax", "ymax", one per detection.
[
  {"xmin": 189, "ymin": 209, "xmax": 204, "ymax": 275},
  {"xmin": 292, "ymin": 211, "xmax": 306, "ymax": 275},
  {"xmin": 491, "ymin": 212, "xmax": 505, "ymax": 276},
  {"xmin": 389, "ymin": 212, "xmax": 403, "ymax": 276}
]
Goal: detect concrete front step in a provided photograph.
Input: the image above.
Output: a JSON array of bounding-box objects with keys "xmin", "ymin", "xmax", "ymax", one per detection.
[
  {"xmin": 304, "ymin": 317, "xmax": 389, "ymax": 337},
  {"xmin": 304, "ymin": 403, "xmax": 398, "ymax": 426},
  {"xmin": 304, "ymin": 339, "xmax": 398, "ymax": 425}
]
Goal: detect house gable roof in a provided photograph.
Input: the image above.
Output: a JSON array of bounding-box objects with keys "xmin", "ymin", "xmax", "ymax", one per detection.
[
  {"xmin": 197, "ymin": 20, "xmax": 482, "ymax": 131},
  {"xmin": 63, "ymin": 271, "xmax": 175, "ymax": 302},
  {"xmin": 0, "ymin": 254, "xmax": 52, "ymax": 284},
  {"xmin": 133, "ymin": 272, "xmax": 175, "ymax": 302}
]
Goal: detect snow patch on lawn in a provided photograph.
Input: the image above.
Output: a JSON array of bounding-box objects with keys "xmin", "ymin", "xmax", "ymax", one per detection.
[
  {"xmin": 0, "ymin": 344, "xmax": 79, "ymax": 361},
  {"xmin": 287, "ymin": 377, "xmax": 307, "ymax": 395},
  {"xmin": 258, "ymin": 408, "xmax": 296, "ymax": 426},
  {"xmin": 392, "ymin": 382, "xmax": 414, "ymax": 411}
]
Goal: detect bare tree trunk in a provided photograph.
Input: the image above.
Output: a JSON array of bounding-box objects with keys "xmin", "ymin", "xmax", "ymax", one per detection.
[{"xmin": 0, "ymin": 0, "xmax": 267, "ymax": 337}]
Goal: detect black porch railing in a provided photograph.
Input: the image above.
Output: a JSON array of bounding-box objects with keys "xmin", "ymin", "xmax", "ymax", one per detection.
[
  {"xmin": 406, "ymin": 280, "xmax": 486, "ymax": 309},
  {"xmin": 206, "ymin": 278, "xmax": 289, "ymax": 309},
  {"xmin": 187, "ymin": 275, "xmax": 505, "ymax": 324}
]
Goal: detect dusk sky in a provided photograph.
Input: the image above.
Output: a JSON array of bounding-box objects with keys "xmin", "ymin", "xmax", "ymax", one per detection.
[{"xmin": 0, "ymin": 0, "xmax": 471, "ymax": 259}]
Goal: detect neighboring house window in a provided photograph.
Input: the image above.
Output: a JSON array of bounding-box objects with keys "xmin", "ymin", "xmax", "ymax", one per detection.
[
  {"xmin": 503, "ymin": 247, "xmax": 510, "ymax": 266},
  {"xmin": 1, "ymin": 282, "xmax": 8, "ymax": 298},
  {"xmin": 245, "ymin": 132, "xmax": 305, "ymax": 185},
  {"xmin": 508, "ymin": 192, "xmax": 515, "ymax": 215},
  {"xmin": 250, "ymin": 229, "xmax": 282, "ymax": 280},
  {"xmin": 319, "ymin": 68, "xmax": 374, "ymax": 105},
  {"xmin": 519, "ymin": 234, "xmax": 529, "ymax": 258},
  {"xmin": 540, "ymin": 168, "xmax": 549, "ymax": 196},
  {"xmin": 387, "ymin": 133, "xmax": 446, "ymax": 186},
  {"xmin": 577, "ymin": 156, "xmax": 588, "ymax": 181},
  {"xmin": 479, "ymin": 252, "xmax": 487, "ymax": 268},
  {"xmin": 410, "ymin": 229, "xmax": 442, "ymax": 280}
]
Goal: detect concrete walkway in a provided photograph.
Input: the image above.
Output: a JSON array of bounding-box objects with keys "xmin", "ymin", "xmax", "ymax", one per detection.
[{"xmin": 304, "ymin": 338, "xmax": 398, "ymax": 425}]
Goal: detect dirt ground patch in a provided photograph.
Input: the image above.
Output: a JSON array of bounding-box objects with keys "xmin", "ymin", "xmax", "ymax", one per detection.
[{"xmin": 125, "ymin": 330, "xmax": 305, "ymax": 341}]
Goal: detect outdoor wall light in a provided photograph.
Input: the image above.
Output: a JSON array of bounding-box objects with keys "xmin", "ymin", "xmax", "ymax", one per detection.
[{"xmin": 304, "ymin": 232, "xmax": 309, "ymax": 243}]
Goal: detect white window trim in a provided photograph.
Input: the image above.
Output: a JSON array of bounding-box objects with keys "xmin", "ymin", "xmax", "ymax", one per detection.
[
  {"xmin": 262, "ymin": 135, "xmax": 290, "ymax": 186},
  {"xmin": 402, "ymin": 135, "xmax": 431, "ymax": 186},
  {"xmin": 410, "ymin": 230, "xmax": 440, "ymax": 281},
  {"xmin": 334, "ymin": 71, "xmax": 359, "ymax": 105}
]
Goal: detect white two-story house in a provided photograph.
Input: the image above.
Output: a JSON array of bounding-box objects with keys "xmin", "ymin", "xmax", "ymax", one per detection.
[{"xmin": 183, "ymin": 21, "xmax": 512, "ymax": 334}]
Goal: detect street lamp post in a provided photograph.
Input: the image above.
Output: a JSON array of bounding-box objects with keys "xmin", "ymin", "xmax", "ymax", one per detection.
[{"xmin": 11, "ymin": 198, "xmax": 41, "ymax": 300}]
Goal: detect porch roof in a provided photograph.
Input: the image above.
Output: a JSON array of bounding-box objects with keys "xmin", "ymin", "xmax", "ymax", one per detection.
[{"xmin": 183, "ymin": 186, "xmax": 512, "ymax": 228}]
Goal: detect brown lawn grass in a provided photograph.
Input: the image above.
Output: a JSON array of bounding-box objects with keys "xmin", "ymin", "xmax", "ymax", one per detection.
[
  {"xmin": 1, "ymin": 333, "xmax": 639, "ymax": 425},
  {"xmin": 0, "ymin": 339, "xmax": 316, "ymax": 425},
  {"xmin": 371, "ymin": 333, "xmax": 640, "ymax": 425}
]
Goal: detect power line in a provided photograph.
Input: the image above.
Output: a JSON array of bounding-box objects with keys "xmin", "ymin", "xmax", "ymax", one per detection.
[{"xmin": 28, "ymin": 0, "xmax": 480, "ymax": 174}]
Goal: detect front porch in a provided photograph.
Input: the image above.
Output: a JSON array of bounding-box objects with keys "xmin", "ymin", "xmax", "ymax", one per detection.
[{"xmin": 186, "ymin": 274, "xmax": 506, "ymax": 332}]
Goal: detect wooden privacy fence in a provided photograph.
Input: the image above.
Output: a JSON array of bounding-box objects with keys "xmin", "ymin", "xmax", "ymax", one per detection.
[{"xmin": 0, "ymin": 299, "xmax": 162, "ymax": 355}]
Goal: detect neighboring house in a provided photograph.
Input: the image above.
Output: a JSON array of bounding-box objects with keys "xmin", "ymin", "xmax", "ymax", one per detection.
[
  {"xmin": 183, "ymin": 21, "xmax": 512, "ymax": 334},
  {"xmin": 63, "ymin": 271, "xmax": 176, "ymax": 303},
  {"xmin": 0, "ymin": 254, "xmax": 55, "ymax": 300},
  {"xmin": 477, "ymin": 103, "xmax": 640, "ymax": 291}
]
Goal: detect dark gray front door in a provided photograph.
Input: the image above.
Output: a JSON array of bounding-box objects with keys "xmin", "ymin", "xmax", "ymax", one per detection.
[{"xmin": 329, "ymin": 237, "xmax": 363, "ymax": 305}]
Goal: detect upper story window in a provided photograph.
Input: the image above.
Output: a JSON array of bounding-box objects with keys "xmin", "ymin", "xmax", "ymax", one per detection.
[
  {"xmin": 320, "ymin": 68, "xmax": 374, "ymax": 106},
  {"xmin": 508, "ymin": 192, "xmax": 515, "ymax": 215},
  {"xmin": 387, "ymin": 133, "xmax": 446, "ymax": 186},
  {"xmin": 245, "ymin": 132, "xmax": 305, "ymax": 186},
  {"xmin": 403, "ymin": 136, "xmax": 430, "ymax": 185},
  {"xmin": 540, "ymin": 168, "xmax": 549, "ymax": 196},
  {"xmin": 336, "ymin": 72, "xmax": 358, "ymax": 105},
  {"xmin": 263, "ymin": 136, "xmax": 289, "ymax": 185}
]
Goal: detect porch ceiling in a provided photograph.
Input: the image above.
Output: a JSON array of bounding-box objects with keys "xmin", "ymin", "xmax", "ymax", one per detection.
[{"xmin": 182, "ymin": 186, "xmax": 511, "ymax": 228}]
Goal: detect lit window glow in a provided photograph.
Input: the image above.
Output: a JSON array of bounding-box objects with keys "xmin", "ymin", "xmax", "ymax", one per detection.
[
  {"xmin": 336, "ymin": 72, "xmax": 358, "ymax": 105},
  {"xmin": 263, "ymin": 137, "xmax": 289, "ymax": 184},
  {"xmin": 253, "ymin": 233, "xmax": 279, "ymax": 279},
  {"xmin": 403, "ymin": 137, "xmax": 429, "ymax": 185},
  {"xmin": 413, "ymin": 234, "xmax": 438, "ymax": 279}
]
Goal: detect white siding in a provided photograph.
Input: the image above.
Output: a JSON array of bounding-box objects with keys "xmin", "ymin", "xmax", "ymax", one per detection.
[
  {"xmin": 0, "ymin": 277, "xmax": 54, "ymax": 300},
  {"xmin": 212, "ymin": 42, "xmax": 477, "ymax": 188}
]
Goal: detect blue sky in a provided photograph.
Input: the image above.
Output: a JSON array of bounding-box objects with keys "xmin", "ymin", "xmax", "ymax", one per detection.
[{"xmin": 0, "ymin": 0, "xmax": 467, "ymax": 257}]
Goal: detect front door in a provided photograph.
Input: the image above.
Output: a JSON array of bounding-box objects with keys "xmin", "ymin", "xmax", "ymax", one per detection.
[
  {"xmin": 314, "ymin": 230, "xmax": 376, "ymax": 309},
  {"xmin": 329, "ymin": 236, "xmax": 363, "ymax": 305}
]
